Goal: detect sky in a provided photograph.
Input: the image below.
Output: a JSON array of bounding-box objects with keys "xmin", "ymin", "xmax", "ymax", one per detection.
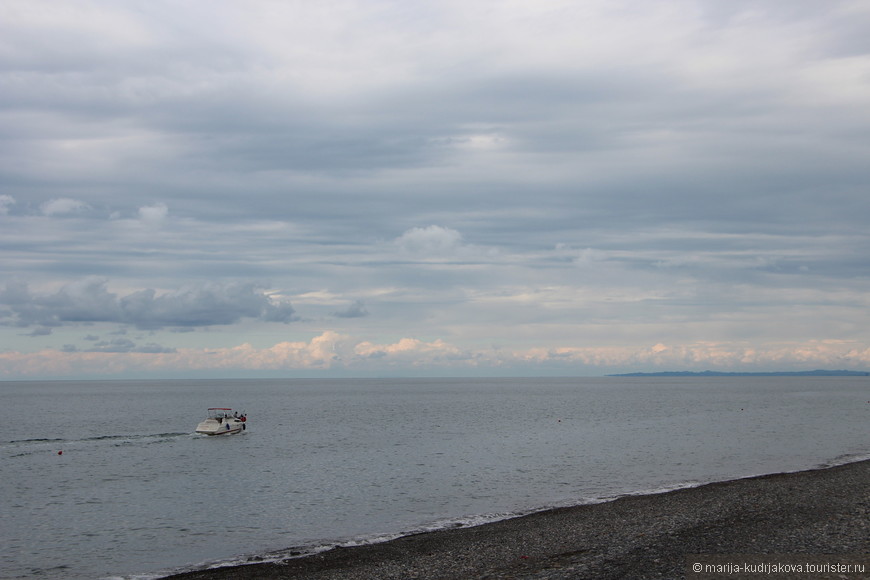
[{"xmin": 2, "ymin": 0, "xmax": 870, "ymax": 379}]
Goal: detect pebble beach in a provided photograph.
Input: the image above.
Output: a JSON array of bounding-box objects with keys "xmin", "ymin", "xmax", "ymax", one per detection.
[{"xmin": 166, "ymin": 459, "xmax": 869, "ymax": 580}]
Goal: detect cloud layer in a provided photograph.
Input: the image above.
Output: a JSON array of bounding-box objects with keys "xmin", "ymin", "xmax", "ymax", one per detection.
[
  {"xmin": 1, "ymin": 279, "xmax": 295, "ymax": 331},
  {"xmin": 1, "ymin": 1, "xmax": 869, "ymax": 377},
  {"xmin": 2, "ymin": 331, "xmax": 869, "ymax": 379}
]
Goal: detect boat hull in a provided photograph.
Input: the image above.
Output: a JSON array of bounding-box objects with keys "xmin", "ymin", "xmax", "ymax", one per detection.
[{"xmin": 196, "ymin": 418, "xmax": 245, "ymax": 435}]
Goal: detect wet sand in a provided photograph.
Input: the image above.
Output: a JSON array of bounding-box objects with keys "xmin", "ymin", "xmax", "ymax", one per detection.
[{"xmin": 166, "ymin": 460, "xmax": 869, "ymax": 579}]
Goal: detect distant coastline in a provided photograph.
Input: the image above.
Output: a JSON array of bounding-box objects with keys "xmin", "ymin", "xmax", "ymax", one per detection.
[{"xmin": 609, "ymin": 369, "xmax": 870, "ymax": 377}]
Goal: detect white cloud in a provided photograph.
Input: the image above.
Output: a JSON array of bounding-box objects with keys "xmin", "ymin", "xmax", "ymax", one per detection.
[
  {"xmin": 2, "ymin": 332, "xmax": 870, "ymax": 379},
  {"xmin": 354, "ymin": 336, "xmax": 468, "ymax": 365},
  {"xmin": 138, "ymin": 203, "xmax": 169, "ymax": 226},
  {"xmin": 40, "ymin": 198, "xmax": 89, "ymax": 215},
  {"xmin": 395, "ymin": 225, "xmax": 463, "ymax": 254},
  {"xmin": 0, "ymin": 195, "xmax": 14, "ymax": 214}
]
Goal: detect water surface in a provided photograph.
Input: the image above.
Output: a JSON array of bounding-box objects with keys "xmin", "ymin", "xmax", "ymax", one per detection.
[{"xmin": 1, "ymin": 377, "xmax": 867, "ymax": 579}]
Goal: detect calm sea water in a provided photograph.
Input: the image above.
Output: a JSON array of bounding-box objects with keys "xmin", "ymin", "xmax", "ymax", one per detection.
[{"xmin": 1, "ymin": 377, "xmax": 868, "ymax": 580}]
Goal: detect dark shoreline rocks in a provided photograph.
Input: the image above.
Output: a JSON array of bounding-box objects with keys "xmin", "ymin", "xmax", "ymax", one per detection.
[{"xmin": 166, "ymin": 460, "xmax": 869, "ymax": 579}]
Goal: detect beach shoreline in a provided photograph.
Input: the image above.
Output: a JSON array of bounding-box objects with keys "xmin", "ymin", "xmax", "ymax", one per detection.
[{"xmin": 165, "ymin": 460, "xmax": 870, "ymax": 579}]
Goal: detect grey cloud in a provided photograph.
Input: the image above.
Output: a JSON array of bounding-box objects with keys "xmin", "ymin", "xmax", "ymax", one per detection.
[
  {"xmin": 0, "ymin": 278, "xmax": 297, "ymax": 331},
  {"xmin": 333, "ymin": 300, "xmax": 369, "ymax": 319},
  {"xmin": 25, "ymin": 326, "xmax": 53, "ymax": 337},
  {"xmin": 86, "ymin": 338, "xmax": 176, "ymax": 353},
  {"xmin": 90, "ymin": 337, "xmax": 135, "ymax": 352},
  {"xmin": 1, "ymin": 5, "xmax": 862, "ymax": 242},
  {"xmin": 133, "ymin": 342, "xmax": 178, "ymax": 354},
  {"xmin": 1, "ymin": 1, "xmax": 869, "ymax": 373}
]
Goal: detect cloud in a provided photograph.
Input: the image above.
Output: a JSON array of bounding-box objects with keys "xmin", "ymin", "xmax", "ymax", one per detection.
[
  {"xmin": 25, "ymin": 326, "xmax": 53, "ymax": 337},
  {"xmin": 333, "ymin": 300, "xmax": 369, "ymax": 318},
  {"xmin": 85, "ymin": 338, "xmax": 176, "ymax": 353},
  {"xmin": 0, "ymin": 2, "xmax": 869, "ymax": 377},
  {"xmin": 354, "ymin": 336, "xmax": 470, "ymax": 365},
  {"xmin": 137, "ymin": 203, "xmax": 169, "ymax": 226},
  {"xmin": 0, "ymin": 195, "xmax": 15, "ymax": 214},
  {"xmin": 2, "ymin": 332, "xmax": 869, "ymax": 379},
  {"xmin": 40, "ymin": 198, "xmax": 90, "ymax": 215},
  {"xmin": 395, "ymin": 225, "xmax": 463, "ymax": 254},
  {"xmin": 0, "ymin": 278, "xmax": 296, "ymax": 330}
]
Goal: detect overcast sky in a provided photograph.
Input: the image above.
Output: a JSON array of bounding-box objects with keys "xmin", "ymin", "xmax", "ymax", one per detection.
[{"xmin": 2, "ymin": 0, "xmax": 870, "ymax": 379}]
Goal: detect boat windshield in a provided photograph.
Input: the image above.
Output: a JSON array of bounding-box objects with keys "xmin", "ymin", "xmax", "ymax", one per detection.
[{"xmin": 207, "ymin": 408, "xmax": 232, "ymax": 419}]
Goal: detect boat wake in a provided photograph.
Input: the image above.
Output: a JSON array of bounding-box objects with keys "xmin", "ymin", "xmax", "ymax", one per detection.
[{"xmin": 4, "ymin": 432, "xmax": 192, "ymax": 457}]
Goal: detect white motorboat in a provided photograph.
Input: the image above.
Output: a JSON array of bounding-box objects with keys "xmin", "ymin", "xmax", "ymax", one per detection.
[{"xmin": 196, "ymin": 408, "xmax": 247, "ymax": 435}]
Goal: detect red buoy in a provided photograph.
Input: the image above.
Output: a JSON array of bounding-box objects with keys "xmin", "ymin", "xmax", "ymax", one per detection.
[{"xmin": 58, "ymin": 450, "xmax": 63, "ymax": 455}]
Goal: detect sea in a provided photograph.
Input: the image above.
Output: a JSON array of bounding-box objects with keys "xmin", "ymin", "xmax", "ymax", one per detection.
[{"xmin": 2, "ymin": 376, "xmax": 868, "ymax": 580}]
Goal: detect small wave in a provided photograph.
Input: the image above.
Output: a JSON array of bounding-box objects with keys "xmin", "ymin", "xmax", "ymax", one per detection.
[
  {"xmin": 103, "ymin": 574, "xmax": 166, "ymax": 580},
  {"xmin": 814, "ymin": 451, "xmax": 870, "ymax": 469},
  {"xmin": 147, "ymin": 455, "xmax": 870, "ymax": 578},
  {"xmin": 170, "ymin": 492, "xmax": 713, "ymax": 576},
  {"xmin": 596, "ymin": 480, "xmax": 706, "ymax": 502},
  {"xmin": 174, "ymin": 508, "xmax": 563, "ymax": 576},
  {"xmin": 27, "ymin": 564, "xmax": 71, "ymax": 576}
]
